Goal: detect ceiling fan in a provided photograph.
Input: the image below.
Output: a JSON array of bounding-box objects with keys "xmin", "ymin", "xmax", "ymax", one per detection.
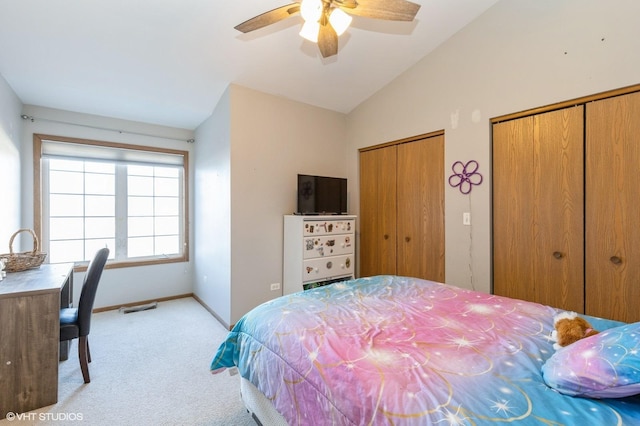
[{"xmin": 234, "ymin": 0, "xmax": 421, "ymax": 58}]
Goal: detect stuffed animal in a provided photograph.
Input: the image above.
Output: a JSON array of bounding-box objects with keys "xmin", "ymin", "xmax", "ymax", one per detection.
[{"xmin": 551, "ymin": 311, "xmax": 599, "ymax": 350}]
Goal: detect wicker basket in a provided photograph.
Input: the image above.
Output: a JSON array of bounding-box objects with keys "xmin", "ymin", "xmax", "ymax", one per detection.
[{"xmin": 0, "ymin": 229, "xmax": 47, "ymax": 272}]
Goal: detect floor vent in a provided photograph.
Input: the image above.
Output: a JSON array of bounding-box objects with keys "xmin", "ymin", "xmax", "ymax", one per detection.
[{"xmin": 119, "ymin": 301, "xmax": 158, "ymax": 314}]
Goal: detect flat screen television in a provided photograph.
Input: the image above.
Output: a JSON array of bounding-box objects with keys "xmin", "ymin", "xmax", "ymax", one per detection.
[{"xmin": 297, "ymin": 174, "xmax": 347, "ymax": 215}]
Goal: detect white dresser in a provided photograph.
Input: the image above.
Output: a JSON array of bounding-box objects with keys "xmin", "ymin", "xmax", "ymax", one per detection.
[{"xmin": 283, "ymin": 215, "xmax": 356, "ymax": 295}]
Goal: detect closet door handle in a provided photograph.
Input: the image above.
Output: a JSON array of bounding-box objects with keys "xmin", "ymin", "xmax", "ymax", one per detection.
[
  {"xmin": 610, "ymin": 256, "xmax": 623, "ymax": 265},
  {"xmin": 552, "ymin": 251, "xmax": 564, "ymax": 259}
]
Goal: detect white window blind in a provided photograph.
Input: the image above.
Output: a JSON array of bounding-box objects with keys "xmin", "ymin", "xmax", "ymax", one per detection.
[{"xmin": 41, "ymin": 139, "xmax": 184, "ymax": 166}]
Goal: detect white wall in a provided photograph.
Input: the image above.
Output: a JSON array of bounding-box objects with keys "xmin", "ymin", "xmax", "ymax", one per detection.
[
  {"xmin": 193, "ymin": 87, "xmax": 232, "ymax": 324},
  {"xmin": 19, "ymin": 105, "xmax": 196, "ymax": 309},
  {"xmin": 0, "ymin": 74, "xmax": 23, "ymax": 247},
  {"xmin": 194, "ymin": 84, "xmax": 348, "ymax": 326},
  {"xmin": 346, "ymin": 0, "xmax": 640, "ymax": 294}
]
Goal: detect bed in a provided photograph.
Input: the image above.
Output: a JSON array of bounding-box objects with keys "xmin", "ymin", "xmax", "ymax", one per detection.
[{"xmin": 210, "ymin": 275, "xmax": 640, "ymax": 425}]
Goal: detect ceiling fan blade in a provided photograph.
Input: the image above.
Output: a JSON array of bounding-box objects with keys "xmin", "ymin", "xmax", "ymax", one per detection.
[
  {"xmin": 345, "ymin": 0, "xmax": 420, "ymax": 21},
  {"xmin": 333, "ymin": 0, "xmax": 358, "ymax": 8},
  {"xmin": 318, "ymin": 22, "xmax": 338, "ymax": 58},
  {"xmin": 234, "ymin": 4, "xmax": 301, "ymax": 33}
]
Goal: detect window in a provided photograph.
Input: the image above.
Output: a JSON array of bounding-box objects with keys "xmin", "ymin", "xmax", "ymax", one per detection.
[{"xmin": 35, "ymin": 134, "xmax": 189, "ymax": 268}]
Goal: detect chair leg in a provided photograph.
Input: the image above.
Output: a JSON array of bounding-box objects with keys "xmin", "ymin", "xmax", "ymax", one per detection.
[
  {"xmin": 78, "ymin": 336, "xmax": 91, "ymax": 383},
  {"xmin": 87, "ymin": 339, "xmax": 91, "ymax": 363}
]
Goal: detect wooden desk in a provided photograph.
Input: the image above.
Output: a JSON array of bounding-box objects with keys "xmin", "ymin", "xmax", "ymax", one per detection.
[{"xmin": 0, "ymin": 263, "xmax": 73, "ymax": 418}]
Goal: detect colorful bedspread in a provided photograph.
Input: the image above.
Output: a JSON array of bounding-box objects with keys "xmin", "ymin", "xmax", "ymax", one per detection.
[{"xmin": 211, "ymin": 275, "xmax": 640, "ymax": 425}]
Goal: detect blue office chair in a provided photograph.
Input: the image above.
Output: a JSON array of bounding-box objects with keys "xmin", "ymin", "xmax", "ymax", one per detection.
[{"xmin": 60, "ymin": 247, "xmax": 109, "ymax": 383}]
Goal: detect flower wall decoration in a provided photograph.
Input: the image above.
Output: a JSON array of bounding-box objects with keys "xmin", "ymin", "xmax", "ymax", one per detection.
[{"xmin": 448, "ymin": 160, "xmax": 483, "ymax": 194}]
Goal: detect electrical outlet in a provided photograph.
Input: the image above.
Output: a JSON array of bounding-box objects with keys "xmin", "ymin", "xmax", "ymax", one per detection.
[
  {"xmin": 270, "ymin": 282, "xmax": 281, "ymax": 291},
  {"xmin": 463, "ymin": 212, "xmax": 471, "ymax": 226}
]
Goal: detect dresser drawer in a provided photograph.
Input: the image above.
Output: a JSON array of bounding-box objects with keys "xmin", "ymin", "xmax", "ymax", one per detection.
[
  {"xmin": 303, "ymin": 254, "xmax": 354, "ymax": 282},
  {"xmin": 303, "ymin": 219, "xmax": 355, "ymax": 236},
  {"xmin": 303, "ymin": 234, "xmax": 354, "ymax": 259}
]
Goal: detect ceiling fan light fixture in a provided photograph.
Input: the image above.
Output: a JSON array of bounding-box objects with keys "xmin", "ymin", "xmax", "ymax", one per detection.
[
  {"xmin": 299, "ymin": 20, "xmax": 320, "ymax": 42},
  {"xmin": 235, "ymin": 0, "xmax": 422, "ymax": 57},
  {"xmin": 329, "ymin": 8, "xmax": 352, "ymax": 36},
  {"xmin": 300, "ymin": 0, "xmax": 323, "ymax": 23}
]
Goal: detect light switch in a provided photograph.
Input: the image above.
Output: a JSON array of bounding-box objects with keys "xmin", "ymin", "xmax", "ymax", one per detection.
[{"xmin": 463, "ymin": 212, "xmax": 471, "ymax": 226}]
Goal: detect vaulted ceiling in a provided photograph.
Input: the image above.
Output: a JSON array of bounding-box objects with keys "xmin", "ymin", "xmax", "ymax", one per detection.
[{"xmin": 0, "ymin": 0, "xmax": 499, "ymax": 129}]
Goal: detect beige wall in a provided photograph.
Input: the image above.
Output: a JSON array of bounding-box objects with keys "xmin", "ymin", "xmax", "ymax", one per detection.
[
  {"xmin": 195, "ymin": 84, "xmax": 348, "ymax": 325},
  {"xmin": 8, "ymin": 0, "xmax": 640, "ymax": 323},
  {"xmin": 231, "ymin": 85, "xmax": 348, "ymax": 322},
  {"xmin": 346, "ymin": 0, "xmax": 640, "ymax": 294}
]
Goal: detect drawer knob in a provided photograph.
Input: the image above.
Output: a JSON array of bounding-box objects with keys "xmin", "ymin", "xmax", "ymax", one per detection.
[
  {"xmin": 610, "ymin": 256, "xmax": 622, "ymax": 265},
  {"xmin": 383, "ymin": 234, "xmax": 389, "ymax": 240},
  {"xmin": 405, "ymin": 236, "xmax": 411, "ymax": 243},
  {"xmin": 553, "ymin": 251, "xmax": 563, "ymax": 259}
]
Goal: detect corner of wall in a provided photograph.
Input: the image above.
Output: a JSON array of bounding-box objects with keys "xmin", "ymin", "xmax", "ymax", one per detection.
[{"xmin": 0, "ymin": 73, "xmax": 24, "ymax": 243}]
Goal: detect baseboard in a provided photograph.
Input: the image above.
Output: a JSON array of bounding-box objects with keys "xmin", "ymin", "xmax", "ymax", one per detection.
[{"xmin": 191, "ymin": 293, "xmax": 232, "ymax": 330}]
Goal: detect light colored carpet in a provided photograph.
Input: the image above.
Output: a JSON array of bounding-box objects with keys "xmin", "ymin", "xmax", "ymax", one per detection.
[{"xmin": 1, "ymin": 297, "xmax": 255, "ymax": 426}]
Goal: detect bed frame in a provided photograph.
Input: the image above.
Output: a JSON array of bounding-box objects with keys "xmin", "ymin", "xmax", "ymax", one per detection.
[{"xmin": 240, "ymin": 377, "xmax": 288, "ymax": 425}]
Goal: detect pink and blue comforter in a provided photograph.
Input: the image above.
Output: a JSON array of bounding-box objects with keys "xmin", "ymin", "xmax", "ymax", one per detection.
[{"xmin": 211, "ymin": 275, "xmax": 640, "ymax": 424}]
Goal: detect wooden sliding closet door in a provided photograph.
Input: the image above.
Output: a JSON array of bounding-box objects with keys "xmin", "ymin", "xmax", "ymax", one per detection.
[
  {"xmin": 396, "ymin": 135, "xmax": 445, "ymax": 281},
  {"xmin": 359, "ymin": 145, "xmax": 397, "ymax": 277},
  {"xmin": 359, "ymin": 133, "xmax": 445, "ymax": 280},
  {"xmin": 586, "ymin": 92, "xmax": 640, "ymax": 323},
  {"xmin": 493, "ymin": 106, "xmax": 584, "ymax": 311}
]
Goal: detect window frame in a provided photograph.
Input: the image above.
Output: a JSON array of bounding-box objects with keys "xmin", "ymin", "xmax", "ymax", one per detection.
[{"xmin": 34, "ymin": 133, "xmax": 190, "ymax": 271}]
